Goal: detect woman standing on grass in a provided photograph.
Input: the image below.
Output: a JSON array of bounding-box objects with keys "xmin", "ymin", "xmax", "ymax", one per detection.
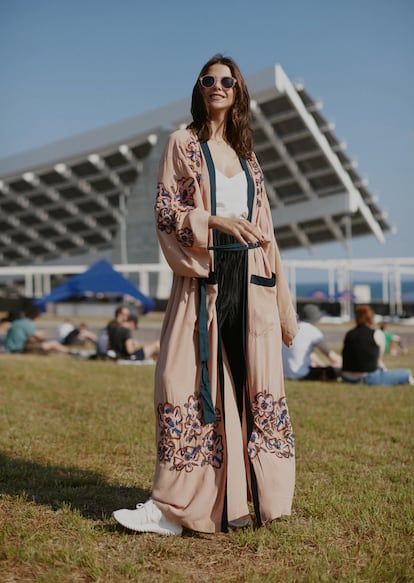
[{"xmin": 113, "ymin": 54, "xmax": 298, "ymax": 534}]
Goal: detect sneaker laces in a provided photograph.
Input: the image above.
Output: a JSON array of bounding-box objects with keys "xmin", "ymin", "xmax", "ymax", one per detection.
[{"xmin": 134, "ymin": 499, "xmax": 161, "ymax": 522}]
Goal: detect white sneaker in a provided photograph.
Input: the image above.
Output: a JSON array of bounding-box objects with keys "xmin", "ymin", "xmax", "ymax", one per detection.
[{"xmin": 112, "ymin": 499, "xmax": 183, "ymax": 535}]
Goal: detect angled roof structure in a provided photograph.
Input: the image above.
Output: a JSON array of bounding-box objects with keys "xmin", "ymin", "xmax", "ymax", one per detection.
[{"xmin": 0, "ymin": 64, "xmax": 390, "ymax": 266}]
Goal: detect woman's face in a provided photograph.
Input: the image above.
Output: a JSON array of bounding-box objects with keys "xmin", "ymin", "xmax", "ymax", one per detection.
[{"xmin": 200, "ymin": 63, "xmax": 236, "ymax": 116}]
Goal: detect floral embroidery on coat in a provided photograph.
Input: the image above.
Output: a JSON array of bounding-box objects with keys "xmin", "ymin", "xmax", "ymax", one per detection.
[
  {"xmin": 185, "ymin": 138, "xmax": 202, "ymax": 182},
  {"xmin": 155, "ymin": 138, "xmax": 202, "ymax": 246},
  {"xmin": 157, "ymin": 395, "xmax": 224, "ymax": 472},
  {"xmin": 176, "ymin": 227, "xmax": 193, "ymax": 247},
  {"xmin": 250, "ymin": 158, "xmax": 264, "ymax": 207},
  {"xmin": 247, "ymin": 392, "xmax": 294, "ymax": 459}
]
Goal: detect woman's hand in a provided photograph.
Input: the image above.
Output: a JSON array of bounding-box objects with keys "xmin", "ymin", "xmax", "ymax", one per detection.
[
  {"xmin": 282, "ymin": 329, "xmax": 294, "ymax": 348},
  {"xmin": 208, "ymin": 216, "xmax": 264, "ymax": 247}
]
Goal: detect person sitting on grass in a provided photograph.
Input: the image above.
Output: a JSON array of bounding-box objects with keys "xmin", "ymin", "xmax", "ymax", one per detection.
[
  {"xmin": 95, "ymin": 305, "xmax": 131, "ymax": 358},
  {"xmin": 60, "ymin": 322, "xmax": 97, "ymax": 348},
  {"xmin": 0, "ymin": 316, "xmax": 12, "ymax": 350},
  {"xmin": 107, "ymin": 313, "xmax": 159, "ymax": 362},
  {"xmin": 4, "ymin": 303, "xmax": 71, "ymax": 356},
  {"xmin": 341, "ymin": 305, "xmax": 413, "ymax": 385},
  {"xmin": 282, "ymin": 304, "xmax": 342, "ymax": 381},
  {"xmin": 379, "ymin": 322, "xmax": 407, "ymax": 356}
]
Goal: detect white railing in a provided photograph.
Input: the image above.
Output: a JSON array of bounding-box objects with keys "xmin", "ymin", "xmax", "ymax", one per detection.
[
  {"xmin": 0, "ymin": 257, "xmax": 413, "ymax": 317},
  {"xmin": 284, "ymin": 257, "xmax": 414, "ymax": 318}
]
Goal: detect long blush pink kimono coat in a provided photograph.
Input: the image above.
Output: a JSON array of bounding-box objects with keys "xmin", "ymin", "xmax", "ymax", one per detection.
[{"xmin": 152, "ymin": 128, "xmax": 298, "ymax": 533}]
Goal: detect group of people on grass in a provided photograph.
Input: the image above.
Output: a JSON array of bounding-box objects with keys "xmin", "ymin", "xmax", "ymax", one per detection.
[
  {"xmin": 0, "ymin": 302, "xmax": 159, "ymax": 363},
  {"xmin": 282, "ymin": 303, "xmax": 412, "ymax": 386},
  {"xmin": 1, "ymin": 303, "xmax": 74, "ymax": 356},
  {"xmin": 1, "ymin": 300, "xmax": 410, "ymax": 385}
]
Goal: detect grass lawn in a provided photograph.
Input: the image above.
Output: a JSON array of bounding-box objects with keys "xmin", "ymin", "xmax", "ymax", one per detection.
[{"xmin": 0, "ymin": 349, "xmax": 413, "ymax": 582}]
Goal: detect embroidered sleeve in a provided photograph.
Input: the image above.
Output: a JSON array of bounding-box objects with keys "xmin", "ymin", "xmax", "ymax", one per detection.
[{"xmin": 155, "ymin": 132, "xmax": 210, "ymax": 278}]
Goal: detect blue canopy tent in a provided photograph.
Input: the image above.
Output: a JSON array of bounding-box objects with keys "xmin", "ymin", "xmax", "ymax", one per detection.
[{"xmin": 35, "ymin": 259, "xmax": 154, "ymax": 313}]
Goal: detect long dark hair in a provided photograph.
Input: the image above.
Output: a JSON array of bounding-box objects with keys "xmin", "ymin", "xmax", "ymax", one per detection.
[{"xmin": 188, "ymin": 54, "xmax": 254, "ymax": 159}]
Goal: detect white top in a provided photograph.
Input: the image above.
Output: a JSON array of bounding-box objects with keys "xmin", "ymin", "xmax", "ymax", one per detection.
[
  {"xmin": 282, "ymin": 321, "xmax": 325, "ymax": 379},
  {"xmin": 215, "ymin": 170, "xmax": 248, "ymax": 218},
  {"xmin": 56, "ymin": 321, "xmax": 75, "ymax": 342}
]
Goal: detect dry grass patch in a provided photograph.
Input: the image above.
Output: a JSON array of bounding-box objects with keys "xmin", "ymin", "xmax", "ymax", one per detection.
[{"xmin": 0, "ymin": 350, "xmax": 413, "ymax": 582}]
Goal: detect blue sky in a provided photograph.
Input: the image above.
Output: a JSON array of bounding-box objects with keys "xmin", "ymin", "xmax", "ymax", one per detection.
[{"xmin": 0, "ymin": 0, "xmax": 413, "ymax": 264}]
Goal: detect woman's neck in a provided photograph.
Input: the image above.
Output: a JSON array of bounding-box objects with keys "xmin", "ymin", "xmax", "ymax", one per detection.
[{"xmin": 209, "ymin": 116, "xmax": 227, "ymax": 143}]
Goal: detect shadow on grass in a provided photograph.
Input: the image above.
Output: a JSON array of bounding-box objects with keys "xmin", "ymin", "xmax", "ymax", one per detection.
[{"xmin": 0, "ymin": 451, "xmax": 150, "ymax": 520}]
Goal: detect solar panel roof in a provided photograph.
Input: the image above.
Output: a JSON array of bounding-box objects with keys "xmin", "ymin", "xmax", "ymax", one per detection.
[{"xmin": 0, "ymin": 64, "xmax": 390, "ymax": 266}]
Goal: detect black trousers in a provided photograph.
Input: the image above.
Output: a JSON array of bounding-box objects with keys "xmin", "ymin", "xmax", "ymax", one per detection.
[
  {"xmin": 214, "ymin": 233, "xmax": 263, "ymax": 525},
  {"xmin": 215, "ymin": 233, "xmax": 247, "ymax": 418}
]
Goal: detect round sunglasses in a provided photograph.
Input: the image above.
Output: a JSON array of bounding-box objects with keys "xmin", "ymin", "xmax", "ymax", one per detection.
[{"xmin": 199, "ymin": 75, "xmax": 237, "ymax": 90}]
